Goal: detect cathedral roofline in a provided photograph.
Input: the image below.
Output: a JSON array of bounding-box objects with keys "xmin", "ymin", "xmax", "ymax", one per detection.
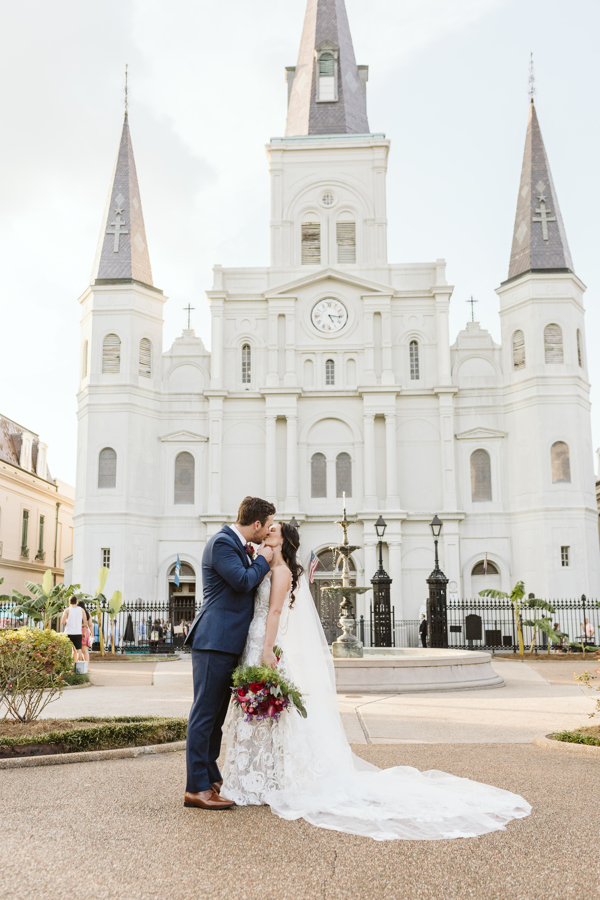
[
  {"xmin": 497, "ymin": 267, "xmax": 586, "ymax": 292},
  {"xmin": 270, "ymin": 132, "xmax": 386, "ymax": 144},
  {"xmin": 263, "ymin": 266, "xmax": 395, "ymax": 297}
]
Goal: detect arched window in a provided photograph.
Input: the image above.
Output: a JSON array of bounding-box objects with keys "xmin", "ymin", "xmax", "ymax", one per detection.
[
  {"xmin": 139, "ymin": 338, "xmax": 152, "ymax": 378},
  {"xmin": 470, "ymin": 449, "xmax": 492, "ymax": 501},
  {"xmin": 325, "ymin": 359, "xmax": 335, "ymax": 386},
  {"xmin": 544, "ymin": 324, "xmax": 563, "ymax": 363},
  {"xmin": 241, "ymin": 344, "xmax": 252, "ymax": 385},
  {"xmin": 409, "ymin": 340, "xmax": 420, "ymax": 380},
  {"xmin": 301, "ymin": 221, "xmax": 321, "ymax": 265},
  {"xmin": 304, "ymin": 358, "xmax": 314, "ymax": 388},
  {"xmin": 82, "ymin": 340, "xmax": 88, "ymax": 378},
  {"xmin": 577, "ymin": 329, "xmax": 583, "ymax": 367},
  {"xmin": 346, "ymin": 358, "xmax": 356, "ymax": 387},
  {"xmin": 551, "ymin": 441, "xmax": 571, "ymax": 484},
  {"xmin": 311, "ymin": 453, "xmax": 327, "ymax": 498},
  {"xmin": 174, "ymin": 452, "xmax": 195, "ymax": 505},
  {"xmin": 98, "ymin": 448, "xmax": 117, "ymax": 489},
  {"xmin": 336, "ymin": 452, "xmax": 352, "ymax": 498},
  {"xmin": 512, "ymin": 330, "xmax": 526, "ymax": 369},
  {"xmin": 102, "ymin": 334, "xmax": 121, "ymax": 374},
  {"xmin": 317, "ymin": 52, "xmax": 336, "ymax": 101},
  {"xmin": 336, "ymin": 221, "xmax": 356, "ymax": 263},
  {"xmin": 472, "ymin": 560, "xmax": 499, "ymax": 576}
]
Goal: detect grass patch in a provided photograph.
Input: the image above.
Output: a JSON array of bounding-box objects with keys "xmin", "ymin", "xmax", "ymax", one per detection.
[
  {"xmin": 62, "ymin": 672, "xmax": 90, "ymax": 686},
  {"xmin": 0, "ymin": 716, "xmax": 187, "ymax": 755},
  {"xmin": 553, "ymin": 724, "xmax": 600, "ymax": 747}
]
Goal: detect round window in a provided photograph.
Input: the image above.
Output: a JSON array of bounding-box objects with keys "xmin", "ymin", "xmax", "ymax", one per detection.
[{"xmin": 321, "ymin": 192, "xmax": 335, "ymax": 207}]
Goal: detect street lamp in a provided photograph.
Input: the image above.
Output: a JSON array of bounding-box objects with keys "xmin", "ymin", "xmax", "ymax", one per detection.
[
  {"xmin": 371, "ymin": 516, "xmax": 392, "ymax": 647},
  {"xmin": 289, "ymin": 516, "xmax": 300, "ymax": 530},
  {"xmin": 426, "ymin": 515, "xmax": 449, "ymax": 648}
]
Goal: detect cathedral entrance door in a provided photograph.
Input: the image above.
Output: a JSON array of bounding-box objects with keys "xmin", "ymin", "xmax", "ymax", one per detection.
[{"xmin": 309, "ymin": 549, "xmax": 357, "ymax": 645}]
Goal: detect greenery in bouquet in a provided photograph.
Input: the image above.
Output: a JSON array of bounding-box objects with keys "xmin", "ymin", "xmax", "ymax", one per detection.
[{"xmin": 231, "ymin": 650, "xmax": 307, "ymax": 722}]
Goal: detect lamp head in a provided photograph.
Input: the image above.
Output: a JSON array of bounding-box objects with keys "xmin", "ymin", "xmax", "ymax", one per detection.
[
  {"xmin": 430, "ymin": 515, "xmax": 442, "ymax": 538},
  {"xmin": 375, "ymin": 515, "xmax": 387, "ymax": 539},
  {"xmin": 289, "ymin": 516, "xmax": 300, "ymax": 529}
]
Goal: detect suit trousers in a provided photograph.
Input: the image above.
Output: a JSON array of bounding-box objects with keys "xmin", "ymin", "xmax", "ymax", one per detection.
[{"xmin": 186, "ymin": 648, "xmax": 239, "ymax": 793}]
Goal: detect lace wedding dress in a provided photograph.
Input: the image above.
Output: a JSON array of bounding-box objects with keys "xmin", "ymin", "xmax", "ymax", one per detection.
[{"xmin": 221, "ymin": 572, "xmax": 531, "ymax": 841}]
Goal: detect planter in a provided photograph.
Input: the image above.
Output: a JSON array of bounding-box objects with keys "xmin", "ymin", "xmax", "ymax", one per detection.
[{"xmin": 533, "ymin": 734, "xmax": 600, "ymax": 756}]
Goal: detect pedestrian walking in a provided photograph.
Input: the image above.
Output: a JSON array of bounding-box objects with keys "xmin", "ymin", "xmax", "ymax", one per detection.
[
  {"xmin": 78, "ymin": 600, "xmax": 92, "ymax": 663},
  {"xmin": 419, "ymin": 614, "xmax": 428, "ymax": 648},
  {"xmin": 61, "ymin": 596, "xmax": 84, "ymax": 665}
]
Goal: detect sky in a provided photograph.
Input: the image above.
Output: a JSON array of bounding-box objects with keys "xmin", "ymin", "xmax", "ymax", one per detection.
[{"xmin": 1, "ymin": 0, "xmax": 599, "ymax": 483}]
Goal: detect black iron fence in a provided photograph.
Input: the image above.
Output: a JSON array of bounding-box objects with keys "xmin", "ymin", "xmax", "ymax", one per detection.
[{"xmin": 1, "ymin": 594, "xmax": 598, "ymax": 653}]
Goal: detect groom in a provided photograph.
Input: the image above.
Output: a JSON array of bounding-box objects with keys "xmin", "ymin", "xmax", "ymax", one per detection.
[{"xmin": 183, "ymin": 496, "xmax": 276, "ymax": 810}]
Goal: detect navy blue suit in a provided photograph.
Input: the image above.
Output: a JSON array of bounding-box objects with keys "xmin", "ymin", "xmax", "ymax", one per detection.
[{"xmin": 184, "ymin": 526, "xmax": 270, "ymax": 793}]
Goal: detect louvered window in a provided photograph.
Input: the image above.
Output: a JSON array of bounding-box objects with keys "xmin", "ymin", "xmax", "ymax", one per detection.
[
  {"xmin": 21, "ymin": 510, "xmax": 29, "ymax": 556},
  {"xmin": 551, "ymin": 441, "xmax": 571, "ymax": 484},
  {"xmin": 82, "ymin": 340, "xmax": 88, "ymax": 378},
  {"xmin": 301, "ymin": 222, "xmax": 321, "ymax": 265},
  {"xmin": 102, "ymin": 334, "xmax": 121, "ymax": 374},
  {"xmin": 336, "ymin": 222, "xmax": 356, "ymax": 263},
  {"xmin": 139, "ymin": 338, "xmax": 152, "ymax": 377},
  {"xmin": 318, "ymin": 53, "xmax": 336, "ymax": 101},
  {"xmin": 38, "ymin": 515, "xmax": 45, "ymax": 554},
  {"xmin": 336, "ymin": 452, "xmax": 352, "ymax": 498},
  {"xmin": 409, "ymin": 340, "xmax": 420, "ymax": 380},
  {"xmin": 470, "ymin": 449, "xmax": 492, "ymax": 501},
  {"xmin": 325, "ymin": 359, "xmax": 335, "ymax": 386},
  {"xmin": 98, "ymin": 448, "xmax": 117, "ymax": 489},
  {"xmin": 174, "ymin": 451, "xmax": 195, "ymax": 505},
  {"xmin": 577, "ymin": 329, "xmax": 583, "ymax": 367},
  {"xmin": 472, "ymin": 560, "xmax": 499, "ymax": 576},
  {"xmin": 512, "ymin": 330, "xmax": 526, "ymax": 369},
  {"xmin": 311, "ymin": 453, "xmax": 327, "ymax": 498},
  {"xmin": 544, "ymin": 324, "xmax": 563, "ymax": 364},
  {"xmin": 242, "ymin": 344, "xmax": 251, "ymax": 384}
]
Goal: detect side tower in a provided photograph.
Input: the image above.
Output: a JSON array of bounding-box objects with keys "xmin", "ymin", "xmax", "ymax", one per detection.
[
  {"xmin": 73, "ymin": 114, "xmax": 166, "ymax": 598},
  {"xmin": 497, "ymin": 99, "xmax": 599, "ymax": 596}
]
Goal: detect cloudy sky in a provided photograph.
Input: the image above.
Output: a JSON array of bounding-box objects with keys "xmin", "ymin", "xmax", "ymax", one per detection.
[{"xmin": 1, "ymin": 0, "xmax": 598, "ymax": 483}]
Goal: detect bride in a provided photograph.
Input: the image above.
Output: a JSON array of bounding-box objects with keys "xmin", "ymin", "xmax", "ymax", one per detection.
[{"xmin": 221, "ymin": 522, "xmax": 531, "ymax": 841}]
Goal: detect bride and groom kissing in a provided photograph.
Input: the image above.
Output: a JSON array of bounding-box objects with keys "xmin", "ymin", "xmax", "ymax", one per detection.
[{"xmin": 182, "ymin": 495, "xmax": 531, "ymax": 841}]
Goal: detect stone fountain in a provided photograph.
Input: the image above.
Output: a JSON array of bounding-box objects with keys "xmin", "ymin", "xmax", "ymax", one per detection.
[{"xmin": 320, "ymin": 500, "xmax": 370, "ymax": 659}]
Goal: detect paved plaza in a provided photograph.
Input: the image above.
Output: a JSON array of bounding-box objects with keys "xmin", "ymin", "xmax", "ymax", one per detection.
[{"xmin": 0, "ymin": 656, "xmax": 598, "ymax": 900}]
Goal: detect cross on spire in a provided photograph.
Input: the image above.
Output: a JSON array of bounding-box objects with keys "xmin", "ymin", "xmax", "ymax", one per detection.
[
  {"xmin": 183, "ymin": 304, "xmax": 195, "ymax": 330},
  {"xmin": 532, "ymin": 194, "xmax": 556, "ymax": 241},
  {"xmin": 106, "ymin": 210, "xmax": 129, "ymax": 252},
  {"xmin": 467, "ymin": 296, "xmax": 478, "ymax": 322},
  {"xmin": 528, "ymin": 52, "xmax": 536, "ymax": 103}
]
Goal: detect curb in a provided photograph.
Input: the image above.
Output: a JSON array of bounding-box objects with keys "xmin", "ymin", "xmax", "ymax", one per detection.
[
  {"xmin": 0, "ymin": 739, "xmax": 186, "ymax": 770},
  {"xmin": 63, "ymin": 682, "xmax": 92, "ymax": 691},
  {"xmin": 533, "ymin": 735, "xmax": 600, "ymax": 756}
]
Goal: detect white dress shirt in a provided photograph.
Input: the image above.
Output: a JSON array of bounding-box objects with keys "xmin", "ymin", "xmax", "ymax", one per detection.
[{"xmin": 229, "ymin": 523, "xmax": 248, "ymax": 550}]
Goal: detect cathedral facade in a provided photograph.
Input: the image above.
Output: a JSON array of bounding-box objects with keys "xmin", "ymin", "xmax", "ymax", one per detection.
[{"xmin": 73, "ymin": 0, "xmax": 600, "ymax": 626}]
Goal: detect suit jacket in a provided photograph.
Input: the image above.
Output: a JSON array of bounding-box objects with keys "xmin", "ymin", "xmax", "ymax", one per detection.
[{"xmin": 185, "ymin": 525, "xmax": 270, "ymax": 655}]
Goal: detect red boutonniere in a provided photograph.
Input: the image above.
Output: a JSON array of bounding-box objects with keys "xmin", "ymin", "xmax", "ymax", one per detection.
[{"xmin": 244, "ymin": 543, "xmax": 255, "ymax": 559}]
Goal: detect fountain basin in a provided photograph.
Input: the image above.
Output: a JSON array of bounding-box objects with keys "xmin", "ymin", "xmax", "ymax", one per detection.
[{"xmin": 333, "ymin": 648, "xmax": 504, "ymax": 694}]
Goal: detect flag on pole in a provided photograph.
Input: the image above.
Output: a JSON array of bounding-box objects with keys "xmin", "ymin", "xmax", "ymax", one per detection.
[
  {"xmin": 483, "ymin": 553, "xmax": 488, "ymax": 577},
  {"xmin": 174, "ymin": 554, "xmax": 181, "ymax": 587},
  {"xmin": 309, "ymin": 551, "xmax": 319, "ymax": 584}
]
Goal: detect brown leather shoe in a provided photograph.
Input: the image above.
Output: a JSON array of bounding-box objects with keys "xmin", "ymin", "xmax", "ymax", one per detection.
[
  {"xmin": 184, "ymin": 789, "xmax": 235, "ymax": 810},
  {"xmin": 211, "ymin": 780, "xmax": 223, "ymax": 794}
]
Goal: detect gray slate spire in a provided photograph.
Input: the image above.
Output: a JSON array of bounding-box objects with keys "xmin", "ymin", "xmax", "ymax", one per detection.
[
  {"xmin": 507, "ymin": 101, "xmax": 573, "ymax": 280},
  {"xmin": 91, "ymin": 114, "xmax": 153, "ymax": 287},
  {"xmin": 285, "ymin": 0, "xmax": 369, "ymax": 137}
]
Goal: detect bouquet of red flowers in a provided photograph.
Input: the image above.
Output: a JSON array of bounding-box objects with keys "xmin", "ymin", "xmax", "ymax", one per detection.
[{"xmin": 231, "ymin": 648, "xmax": 306, "ymax": 723}]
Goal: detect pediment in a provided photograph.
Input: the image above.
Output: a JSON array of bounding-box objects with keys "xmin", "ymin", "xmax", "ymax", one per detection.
[
  {"xmin": 159, "ymin": 430, "xmax": 208, "ymax": 443},
  {"xmin": 455, "ymin": 427, "xmax": 506, "ymax": 441},
  {"xmin": 265, "ymin": 268, "xmax": 392, "ymax": 299}
]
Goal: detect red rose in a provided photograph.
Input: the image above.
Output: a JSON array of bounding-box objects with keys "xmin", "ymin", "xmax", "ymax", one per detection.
[{"xmin": 249, "ymin": 682, "xmax": 263, "ymax": 693}]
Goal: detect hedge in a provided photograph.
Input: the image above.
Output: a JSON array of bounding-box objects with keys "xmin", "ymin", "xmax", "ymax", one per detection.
[{"xmin": 0, "ymin": 716, "xmax": 188, "ymax": 754}]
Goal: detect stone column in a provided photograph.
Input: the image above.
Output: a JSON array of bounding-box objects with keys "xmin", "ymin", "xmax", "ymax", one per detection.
[
  {"xmin": 363, "ymin": 413, "xmax": 377, "ymax": 509},
  {"xmin": 266, "ymin": 308, "xmax": 278, "ymax": 387},
  {"xmin": 284, "ymin": 312, "xmax": 297, "ymax": 386},
  {"xmin": 381, "ymin": 308, "xmax": 395, "ymax": 385},
  {"xmin": 210, "ymin": 300, "xmax": 224, "ymax": 390},
  {"xmin": 363, "ymin": 310, "xmax": 376, "ymax": 385},
  {"xmin": 207, "ymin": 396, "xmax": 223, "ymax": 513},
  {"xmin": 285, "ymin": 414, "xmax": 298, "ymax": 512},
  {"xmin": 265, "ymin": 415, "xmax": 277, "ymax": 504},
  {"xmin": 434, "ymin": 284, "xmax": 453, "ymax": 387},
  {"xmin": 385, "ymin": 413, "xmax": 399, "ymax": 508},
  {"xmin": 438, "ymin": 390, "xmax": 457, "ymax": 510}
]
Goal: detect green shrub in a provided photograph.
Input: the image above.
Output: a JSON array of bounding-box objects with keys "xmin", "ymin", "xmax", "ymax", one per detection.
[
  {"xmin": 0, "ymin": 716, "xmax": 188, "ymax": 753},
  {"xmin": 62, "ymin": 672, "xmax": 90, "ymax": 686},
  {"xmin": 0, "ymin": 628, "xmax": 73, "ymax": 722},
  {"xmin": 553, "ymin": 730, "xmax": 600, "ymax": 747}
]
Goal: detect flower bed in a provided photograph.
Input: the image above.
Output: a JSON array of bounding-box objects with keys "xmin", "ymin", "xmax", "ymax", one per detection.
[
  {"xmin": 553, "ymin": 724, "xmax": 600, "ymax": 747},
  {"xmin": 0, "ymin": 716, "xmax": 187, "ymax": 758}
]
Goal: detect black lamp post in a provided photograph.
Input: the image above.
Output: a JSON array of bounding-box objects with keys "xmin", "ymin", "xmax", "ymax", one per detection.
[
  {"xmin": 426, "ymin": 515, "xmax": 448, "ymax": 648},
  {"xmin": 371, "ymin": 516, "xmax": 393, "ymax": 647},
  {"xmin": 289, "ymin": 516, "xmax": 300, "ymax": 530}
]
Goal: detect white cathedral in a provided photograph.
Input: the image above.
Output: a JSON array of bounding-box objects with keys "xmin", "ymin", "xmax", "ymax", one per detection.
[{"xmin": 73, "ymin": 0, "xmax": 600, "ymax": 631}]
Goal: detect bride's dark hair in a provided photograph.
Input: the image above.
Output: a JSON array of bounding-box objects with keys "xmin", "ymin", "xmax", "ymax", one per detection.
[{"xmin": 280, "ymin": 522, "xmax": 304, "ymax": 607}]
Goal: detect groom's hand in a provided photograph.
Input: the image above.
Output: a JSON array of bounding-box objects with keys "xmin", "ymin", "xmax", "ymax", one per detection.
[{"xmin": 257, "ymin": 544, "xmax": 274, "ymax": 563}]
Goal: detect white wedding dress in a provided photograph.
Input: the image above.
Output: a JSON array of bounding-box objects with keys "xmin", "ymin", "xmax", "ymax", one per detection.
[{"xmin": 221, "ymin": 572, "xmax": 531, "ymax": 841}]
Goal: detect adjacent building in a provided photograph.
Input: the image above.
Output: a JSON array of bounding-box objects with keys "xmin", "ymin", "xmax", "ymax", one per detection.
[{"xmin": 72, "ymin": 0, "xmax": 599, "ymax": 633}]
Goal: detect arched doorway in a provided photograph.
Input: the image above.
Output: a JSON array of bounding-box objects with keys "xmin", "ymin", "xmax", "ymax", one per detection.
[
  {"xmin": 470, "ymin": 560, "xmax": 500, "ymax": 598},
  {"xmin": 168, "ymin": 562, "xmax": 197, "ymax": 647},
  {"xmin": 309, "ymin": 548, "xmax": 356, "ymax": 644}
]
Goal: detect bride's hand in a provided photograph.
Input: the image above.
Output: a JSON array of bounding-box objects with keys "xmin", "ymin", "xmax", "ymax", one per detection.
[{"xmin": 261, "ymin": 648, "xmax": 278, "ymax": 669}]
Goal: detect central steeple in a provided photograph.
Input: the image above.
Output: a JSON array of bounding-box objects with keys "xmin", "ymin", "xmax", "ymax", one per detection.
[{"xmin": 285, "ymin": 0, "xmax": 369, "ymax": 137}]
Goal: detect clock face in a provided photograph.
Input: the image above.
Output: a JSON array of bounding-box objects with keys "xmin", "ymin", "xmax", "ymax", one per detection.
[{"xmin": 311, "ymin": 298, "xmax": 348, "ymax": 334}]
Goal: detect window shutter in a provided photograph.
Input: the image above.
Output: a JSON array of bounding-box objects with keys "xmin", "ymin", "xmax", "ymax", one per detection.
[
  {"xmin": 98, "ymin": 448, "xmax": 117, "ymax": 489},
  {"xmin": 336, "ymin": 222, "xmax": 356, "ymax": 263},
  {"xmin": 139, "ymin": 338, "xmax": 152, "ymax": 378},
  {"xmin": 319, "ymin": 54, "xmax": 335, "ymax": 77},
  {"xmin": 311, "ymin": 453, "xmax": 327, "ymax": 498},
  {"xmin": 336, "ymin": 453, "xmax": 352, "ymax": 498},
  {"xmin": 301, "ymin": 223, "xmax": 321, "ymax": 265},
  {"xmin": 512, "ymin": 330, "xmax": 526, "ymax": 369},
  {"xmin": 544, "ymin": 324, "xmax": 563, "ymax": 363},
  {"xmin": 470, "ymin": 450, "xmax": 492, "ymax": 501},
  {"xmin": 551, "ymin": 441, "xmax": 571, "ymax": 483},
  {"xmin": 174, "ymin": 452, "xmax": 195, "ymax": 505},
  {"xmin": 409, "ymin": 341, "xmax": 420, "ymax": 380},
  {"xmin": 102, "ymin": 334, "xmax": 121, "ymax": 374}
]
